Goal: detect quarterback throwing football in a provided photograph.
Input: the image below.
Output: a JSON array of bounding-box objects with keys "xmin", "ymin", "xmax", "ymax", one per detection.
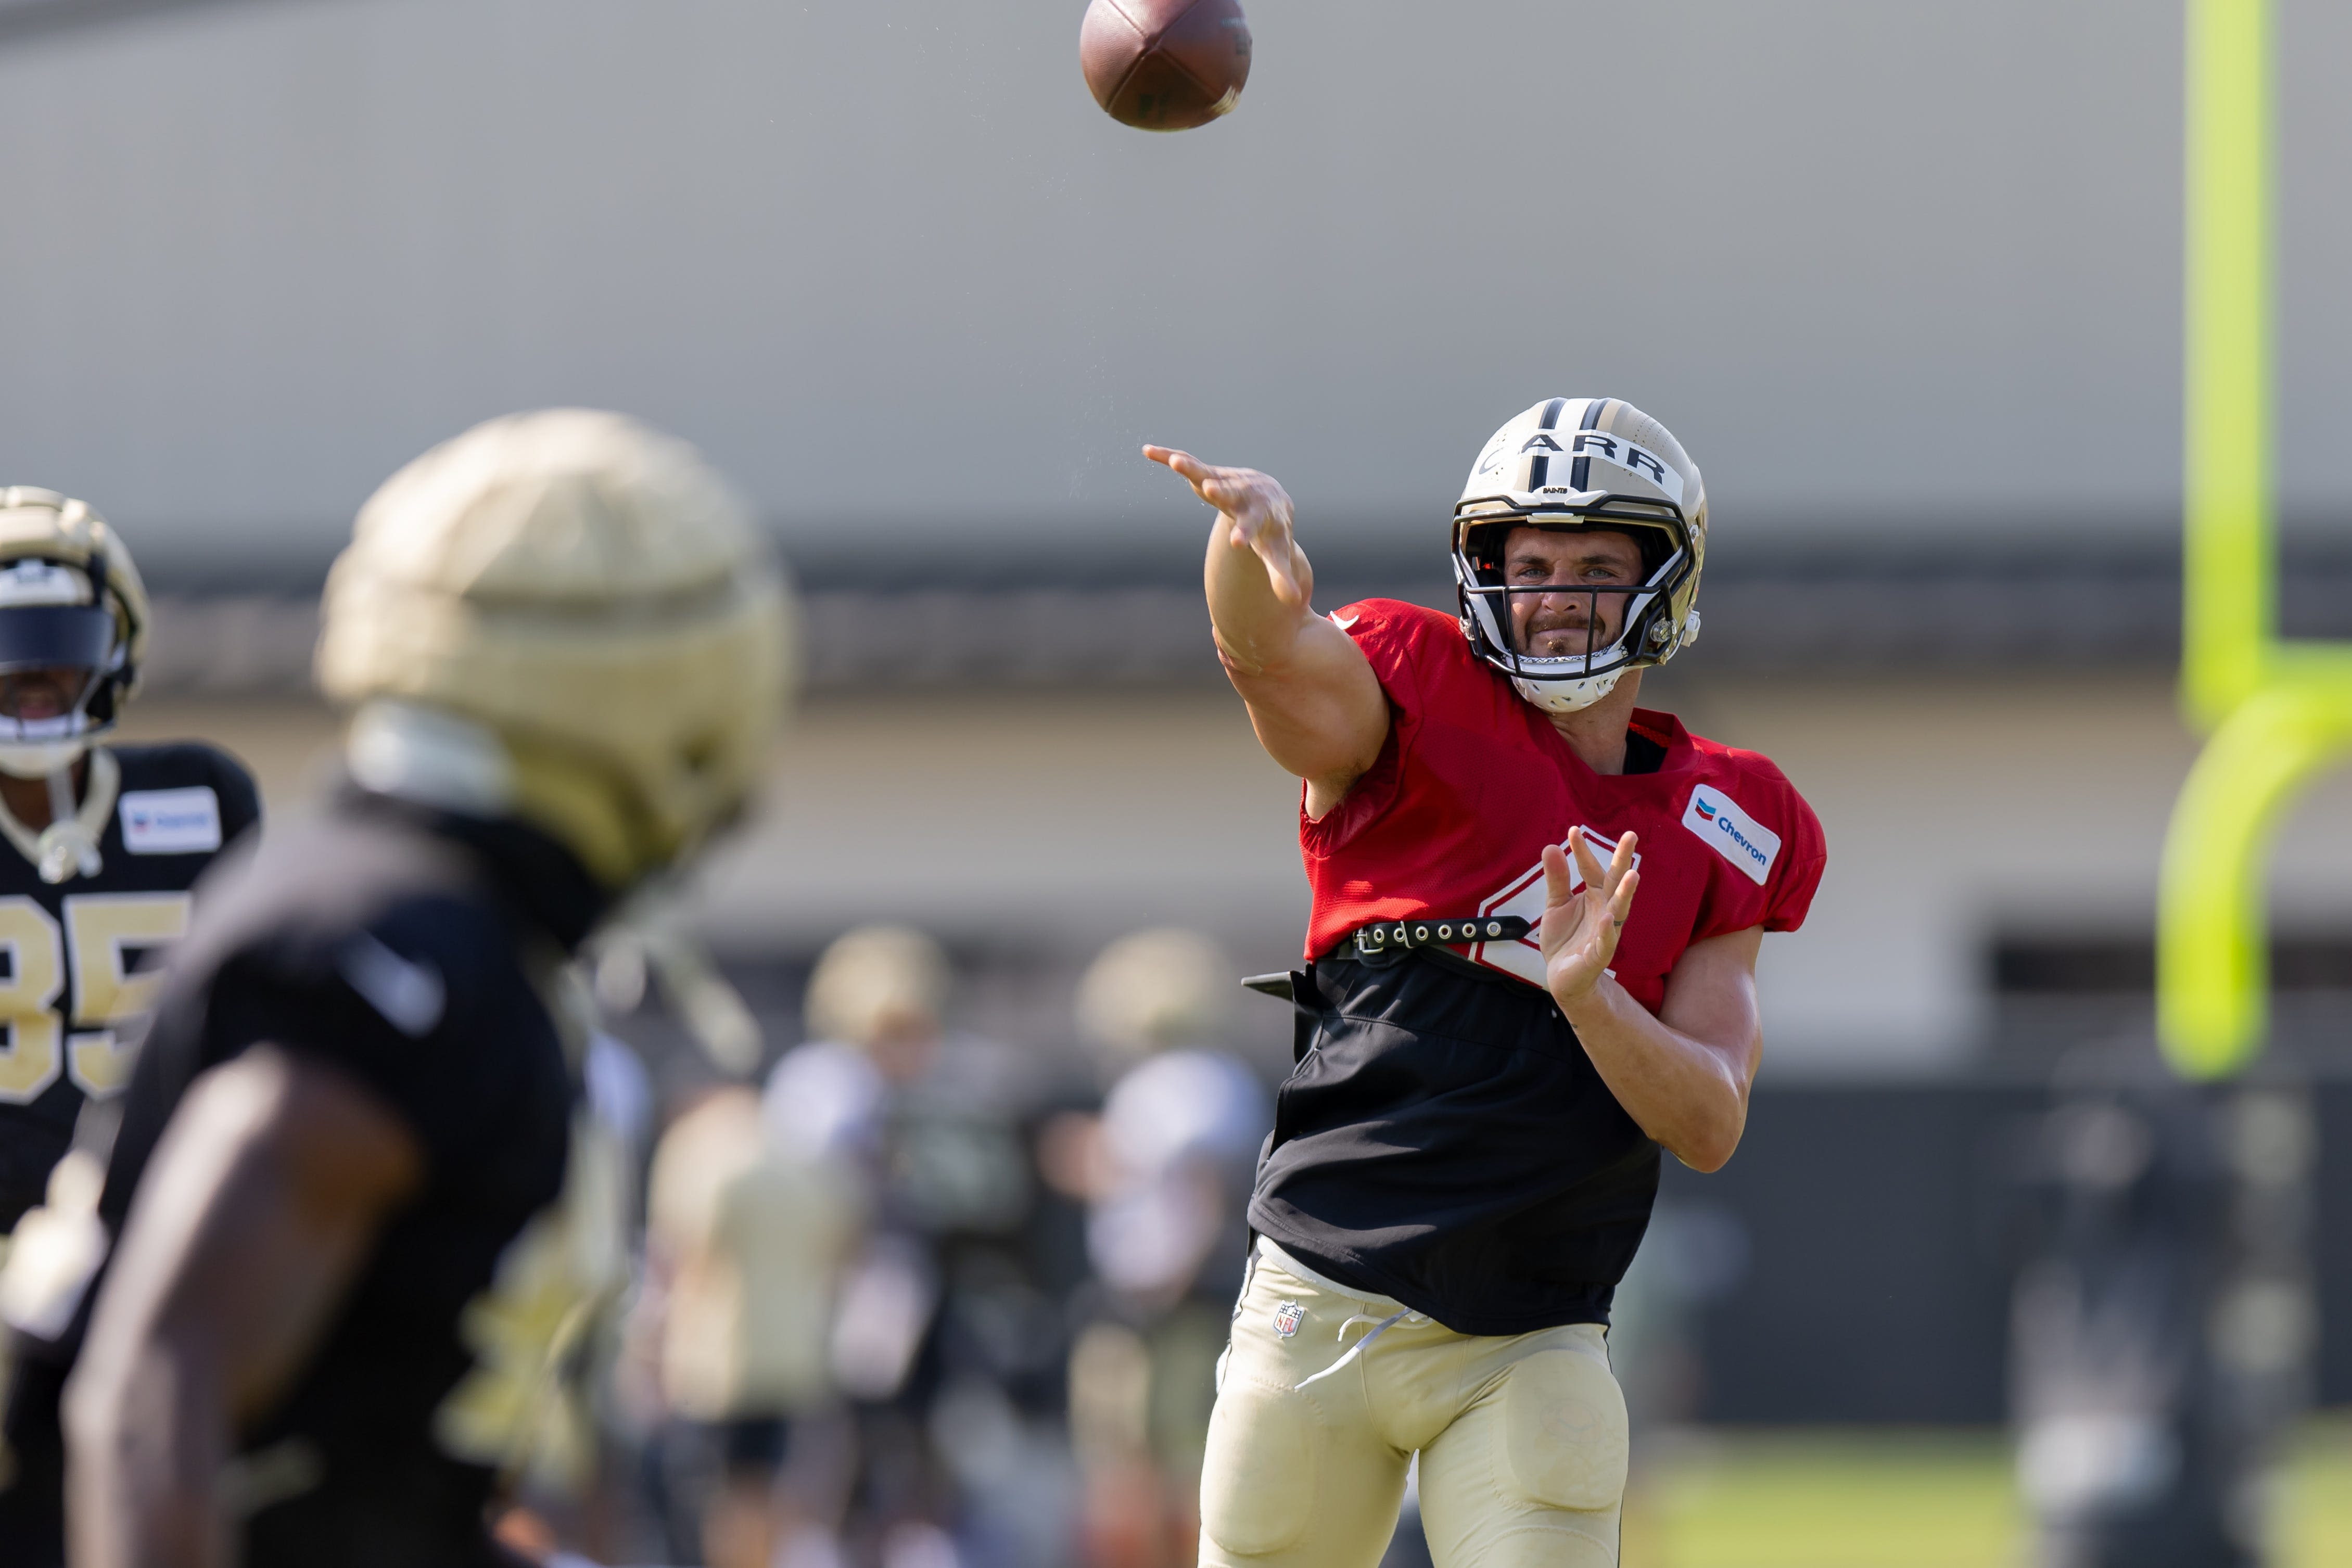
[{"xmin": 1146, "ymin": 398, "xmax": 1825, "ymax": 1568}]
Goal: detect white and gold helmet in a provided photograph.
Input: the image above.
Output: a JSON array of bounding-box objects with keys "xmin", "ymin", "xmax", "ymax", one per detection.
[
  {"xmin": 0, "ymin": 488, "xmax": 149, "ymax": 779},
  {"xmin": 316, "ymin": 410, "xmax": 799, "ymax": 890},
  {"xmin": 1452, "ymin": 398, "xmax": 1706, "ymax": 713}
]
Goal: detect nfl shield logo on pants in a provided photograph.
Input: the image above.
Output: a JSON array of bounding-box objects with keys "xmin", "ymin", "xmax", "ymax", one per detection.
[{"xmin": 1273, "ymin": 1300, "xmax": 1304, "ymax": 1338}]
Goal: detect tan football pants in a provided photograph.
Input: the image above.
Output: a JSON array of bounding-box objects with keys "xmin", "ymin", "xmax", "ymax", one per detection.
[{"xmin": 1198, "ymin": 1245, "xmax": 1626, "ymax": 1568}]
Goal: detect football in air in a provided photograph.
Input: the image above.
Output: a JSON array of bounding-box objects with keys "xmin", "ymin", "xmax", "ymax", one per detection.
[{"xmin": 1080, "ymin": 0, "xmax": 1252, "ymax": 132}]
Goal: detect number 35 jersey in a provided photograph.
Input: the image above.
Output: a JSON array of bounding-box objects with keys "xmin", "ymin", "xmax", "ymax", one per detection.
[{"xmin": 0, "ymin": 742, "xmax": 259, "ymax": 1232}]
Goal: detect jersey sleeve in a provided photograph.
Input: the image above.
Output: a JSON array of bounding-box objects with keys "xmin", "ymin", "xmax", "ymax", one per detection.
[
  {"xmin": 1684, "ymin": 759, "xmax": 1827, "ymax": 944},
  {"xmin": 200, "ymin": 896, "xmax": 534, "ymax": 1179},
  {"xmin": 1760, "ymin": 786, "xmax": 1827, "ymax": 933},
  {"xmin": 1332, "ymin": 599, "xmax": 1432, "ymax": 718},
  {"xmin": 1298, "ymin": 600, "xmax": 1441, "ymax": 853}
]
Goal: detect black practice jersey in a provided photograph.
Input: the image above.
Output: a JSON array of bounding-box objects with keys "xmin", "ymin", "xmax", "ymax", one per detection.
[
  {"xmin": 89, "ymin": 794, "xmax": 602, "ymax": 1567},
  {"xmin": 1255, "ymin": 951, "xmax": 1662, "ymax": 1336},
  {"xmin": 0, "ymin": 742, "xmax": 259, "ymax": 1231}
]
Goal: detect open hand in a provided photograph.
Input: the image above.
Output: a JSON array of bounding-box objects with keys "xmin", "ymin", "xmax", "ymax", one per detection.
[
  {"xmin": 1145, "ymin": 445, "xmax": 1311, "ymax": 608},
  {"xmin": 1540, "ymin": 827, "xmax": 1639, "ymax": 1009}
]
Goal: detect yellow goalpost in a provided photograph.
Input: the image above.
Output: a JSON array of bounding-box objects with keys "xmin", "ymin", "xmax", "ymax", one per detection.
[{"xmin": 2159, "ymin": 0, "xmax": 2352, "ymax": 1077}]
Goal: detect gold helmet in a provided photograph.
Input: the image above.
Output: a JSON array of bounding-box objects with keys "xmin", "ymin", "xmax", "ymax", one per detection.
[
  {"xmin": 1075, "ymin": 926, "xmax": 1231, "ymax": 1066},
  {"xmin": 1452, "ymin": 398, "xmax": 1706, "ymax": 713},
  {"xmin": 804, "ymin": 924, "xmax": 950, "ymax": 1049},
  {"xmin": 316, "ymin": 410, "xmax": 798, "ymax": 889},
  {"xmin": 0, "ymin": 487, "xmax": 150, "ymax": 779}
]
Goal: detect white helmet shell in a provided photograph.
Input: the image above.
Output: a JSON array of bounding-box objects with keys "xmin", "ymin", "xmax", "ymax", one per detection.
[{"xmin": 1450, "ymin": 398, "xmax": 1707, "ymax": 713}]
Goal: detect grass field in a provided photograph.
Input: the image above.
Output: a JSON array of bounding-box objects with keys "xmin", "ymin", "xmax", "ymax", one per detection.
[{"xmin": 1618, "ymin": 1418, "xmax": 2352, "ymax": 1568}]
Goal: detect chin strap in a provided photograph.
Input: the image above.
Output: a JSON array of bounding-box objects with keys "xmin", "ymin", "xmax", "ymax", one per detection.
[
  {"xmin": 36, "ymin": 770, "xmax": 101, "ymax": 884},
  {"xmin": 0, "ymin": 748, "xmax": 119, "ymax": 885},
  {"xmin": 1512, "ymin": 667, "xmax": 1623, "ymax": 715}
]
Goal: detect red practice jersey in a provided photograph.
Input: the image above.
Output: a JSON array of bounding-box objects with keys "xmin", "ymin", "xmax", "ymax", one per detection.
[{"xmin": 1301, "ymin": 600, "xmax": 1826, "ymax": 1010}]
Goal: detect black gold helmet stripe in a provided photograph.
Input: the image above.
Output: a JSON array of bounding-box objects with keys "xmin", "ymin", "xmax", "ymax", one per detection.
[
  {"xmin": 1525, "ymin": 396, "xmax": 1568, "ymax": 489},
  {"xmin": 1568, "ymin": 396, "xmax": 1608, "ymax": 492}
]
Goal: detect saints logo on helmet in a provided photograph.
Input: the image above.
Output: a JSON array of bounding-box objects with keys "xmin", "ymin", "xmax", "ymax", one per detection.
[
  {"xmin": 1451, "ymin": 398, "xmax": 1706, "ymax": 713},
  {"xmin": 315, "ymin": 409, "xmax": 800, "ymax": 890}
]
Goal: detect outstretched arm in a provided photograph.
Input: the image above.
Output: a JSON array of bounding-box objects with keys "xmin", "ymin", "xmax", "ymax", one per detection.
[
  {"xmin": 64, "ymin": 1047, "xmax": 423, "ymax": 1568},
  {"xmin": 1539, "ymin": 829, "xmax": 1763, "ymax": 1172},
  {"xmin": 1145, "ymin": 446, "xmax": 1389, "ymax": 817}
]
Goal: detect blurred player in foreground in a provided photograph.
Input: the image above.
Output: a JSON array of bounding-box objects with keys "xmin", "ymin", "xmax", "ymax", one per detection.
[
  {"xmin": 0, "ymin": 489, "xmax": 259, "ymax": 1557},
  {"xmin": 1146, "ymin": 399, "xmax": 1826, "ymax": 1568},
  {"xmin": 37, "ymin": 410, "xmax": 794, "ymax": 1568}
]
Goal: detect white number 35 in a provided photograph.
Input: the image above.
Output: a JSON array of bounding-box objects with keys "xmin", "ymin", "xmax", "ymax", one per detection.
[{"xmin": 0, "ymin": 893, "xmax": 190, "ymax": 1104}]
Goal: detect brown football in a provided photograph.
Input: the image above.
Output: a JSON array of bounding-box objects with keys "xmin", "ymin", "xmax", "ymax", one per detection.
[{"xmin": 1079, "ymin": 0, "xmax": 1252, "ymax": 132}]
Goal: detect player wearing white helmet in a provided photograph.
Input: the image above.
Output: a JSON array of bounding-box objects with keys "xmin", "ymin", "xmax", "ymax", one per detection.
[
  {"xmin": 0, "ymin": 489, "xmax": 260, "ymax": 1555},
  {"xmin": 1146, "ymin": 399, "xmax": 1826, "ymax": 1568},
  {"xmin": 0, "ymin": 412, "xmax": 793, "ymax": 1568},
  {"xmin": 1449, "ymin": 401, "xmax": 1703, "ymax": 713}
]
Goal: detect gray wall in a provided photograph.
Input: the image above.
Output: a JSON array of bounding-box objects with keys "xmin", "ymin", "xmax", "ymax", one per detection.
[{"xmin": 0, "ymin": 0, "xmax": 2346, "ymax": 577}]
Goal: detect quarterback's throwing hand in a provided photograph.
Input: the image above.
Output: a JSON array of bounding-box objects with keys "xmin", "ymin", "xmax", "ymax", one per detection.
[
  {"xmin": 1145, "ymin": 446, "xmax": 1311, "ymax": 608},
  {"xmin": 1540, "ymin": 827, "xmax": 1640, "ymax": 1008}
]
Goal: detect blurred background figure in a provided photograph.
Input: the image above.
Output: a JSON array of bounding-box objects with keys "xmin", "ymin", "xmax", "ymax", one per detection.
[
  {"xmin": 2005, "ymin": 1074, "xmax": 2318, "ymax": 1568},
  {"xmin": 764, "ymin": 924, "xmax": 1066, "ymax": 1568},
  {"xmin": 1607, "ymin": 1201, "xmax": 1753, "ymax": 1444},
  {"xmin": 1044, "ymin": 928, "xmax": 1270, "ymax": 1568},
  {"xmin": 635, "ymin": 1082, "xmax": 861, "ymax": 1568},
  {"xmin": 0, "ymin": 488, "xmax": 262, "ymax": 1563}
]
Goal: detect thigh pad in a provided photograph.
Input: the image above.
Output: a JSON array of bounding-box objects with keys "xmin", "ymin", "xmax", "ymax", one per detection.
[
  {"xmin": 1493, "ymin": 1348, "xmax": 1628, "ymax": 1513},
  {"xmin": 1199, "ymin": 1373, "xmax": 1319, "ymax": 1557}
]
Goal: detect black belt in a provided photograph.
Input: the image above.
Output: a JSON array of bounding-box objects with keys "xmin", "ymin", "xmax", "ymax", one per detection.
[
  {"xmin": 1349, "ymin": 914, "xmax": 1531, "ymax": 956},
  {"xmin": 1239, "ymin": 915, "xmax": 1536, "ymax": 1003}
]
